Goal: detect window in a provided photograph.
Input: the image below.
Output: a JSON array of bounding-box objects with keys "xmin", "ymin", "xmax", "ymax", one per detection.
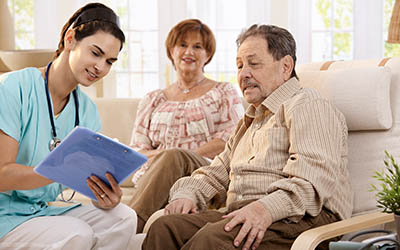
[
  {"xmin": 311, "ymin": 0, "xmax": 354, "ymax": 61},
  {"xmin": 15, "ymin": 0, "xmax": 398, "ymax": 98},
  {"xmin": 384, "ymin": 0, "xmax": 400, "ymax": 57},
  {"xmin": 308, "ymin": 0, "xmax": 400, "ymax": 61},
  {"xmin": 107, "ymin": 0, "xmax": 246, "ymax": 97},
  {"xmin": 93, "ymin": 0, "xmax": 159, "ymax": 98},
  {"xmin": 9, "ymin": 0, "xmax": 34, "ymax": 49},
  {"xmin": 187, "ymin": 0, "xmax": 246, "ymax": 87},
  {"xmin": 8, "ymin": 0, "xmax": 265, "ymax": 98}
]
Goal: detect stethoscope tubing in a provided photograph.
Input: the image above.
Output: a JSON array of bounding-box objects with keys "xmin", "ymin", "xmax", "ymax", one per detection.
[{"xmin": 44, "ymin": 62, "xmax": 80, "ymax": 140}]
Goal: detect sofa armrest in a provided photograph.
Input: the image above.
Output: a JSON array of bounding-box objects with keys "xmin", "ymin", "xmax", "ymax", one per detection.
[
  {"xmin": 143, "ymin": 209, "xmax": 165, "ymax": 233},
  {"xmin": 290, "ymin": 212, "xmax": 394, "ymax": 250}
]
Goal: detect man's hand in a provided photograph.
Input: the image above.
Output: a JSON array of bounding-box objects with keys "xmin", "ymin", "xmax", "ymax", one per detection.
[
  {"xmin": 223, "ymin": 201, "xmax": 272, "ymax": 250},
  {"xmin": 165, "ymin": 198, "xmax": 198, "ymax": 215},
  {"xmin": 87, "ymin": 173, "xmax": 122, "ymax": 210}
]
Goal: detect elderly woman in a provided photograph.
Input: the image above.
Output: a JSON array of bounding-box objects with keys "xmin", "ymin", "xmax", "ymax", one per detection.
[{"xmin": 128, "ymin": 19, "xmax": 244, "ymax": 232}]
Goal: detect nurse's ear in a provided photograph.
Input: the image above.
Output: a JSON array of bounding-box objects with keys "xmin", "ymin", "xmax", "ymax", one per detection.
[{"xmin": 64, "ymin": 29, "xmax": 77, "ymax": 51}]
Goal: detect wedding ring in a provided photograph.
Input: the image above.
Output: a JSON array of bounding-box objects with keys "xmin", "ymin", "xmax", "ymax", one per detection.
[{"xmin": 100, "ymin": 193, "xmax": 106, "ymax": 198}]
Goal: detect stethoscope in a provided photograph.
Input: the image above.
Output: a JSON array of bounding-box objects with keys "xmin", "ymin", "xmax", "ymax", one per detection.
[
  {"xmin": 45, "ymin": 62, "xmax": 79, "ymax": 151},
  {"xmin": 44, "ymin": 61, "xmax": 79, "ymax": 202}
]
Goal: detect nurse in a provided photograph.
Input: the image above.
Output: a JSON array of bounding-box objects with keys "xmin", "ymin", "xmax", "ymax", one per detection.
[{"xmin": 0, "ymin": 3, "xmax": 138, "ymax": 249}]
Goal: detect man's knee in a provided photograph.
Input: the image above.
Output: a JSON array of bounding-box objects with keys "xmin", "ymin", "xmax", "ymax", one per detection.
[
  {"xmin": 188, "ymin": 220, "xmax": 234, "ymax": 247},
  {"xmin": 147, "ymin": 213, "xmax": 187, "ymax": 235}
]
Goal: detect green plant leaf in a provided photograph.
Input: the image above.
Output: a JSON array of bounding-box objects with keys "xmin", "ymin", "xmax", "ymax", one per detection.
[{"xmin": 371, "ymin": 151, "xmax": 400, "ymax": 214}]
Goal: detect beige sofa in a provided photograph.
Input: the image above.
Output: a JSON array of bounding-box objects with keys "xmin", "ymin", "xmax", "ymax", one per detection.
[{"xmin": 61, "ymin": 57, "xmax": 400, "ymax": 249}]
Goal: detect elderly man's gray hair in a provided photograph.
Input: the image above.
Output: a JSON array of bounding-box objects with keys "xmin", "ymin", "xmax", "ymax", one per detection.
[{"xmin": 236, "ymin": 24, "xmax": 298, "ymax": 79}]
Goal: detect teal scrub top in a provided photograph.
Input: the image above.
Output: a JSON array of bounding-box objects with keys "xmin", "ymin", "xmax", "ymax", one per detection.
[{"xmin": 0, "ymin": 67, "xmax": 101, "ymax": 238}]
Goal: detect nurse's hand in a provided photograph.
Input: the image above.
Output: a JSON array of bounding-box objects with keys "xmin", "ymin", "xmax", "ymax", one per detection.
[{"xmin": 87, "ymin": 173, "xmax": 122, "ymax": 209}]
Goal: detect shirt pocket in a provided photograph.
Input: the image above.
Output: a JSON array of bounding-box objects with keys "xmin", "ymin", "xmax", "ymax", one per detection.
[{"xmin": 254, "ymin": 127, "xmax": 290, "ymax": 170}]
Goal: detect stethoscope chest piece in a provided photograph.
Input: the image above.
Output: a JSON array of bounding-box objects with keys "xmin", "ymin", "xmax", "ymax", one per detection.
[{"xmin": 49, "ymin": 137, "xmax": 61, "ymax": 152}]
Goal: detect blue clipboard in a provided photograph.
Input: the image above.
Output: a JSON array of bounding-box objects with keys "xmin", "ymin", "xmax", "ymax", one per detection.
[{"xmin": 34, "ymin": 126, "xmax": 147, "ymax": 201}]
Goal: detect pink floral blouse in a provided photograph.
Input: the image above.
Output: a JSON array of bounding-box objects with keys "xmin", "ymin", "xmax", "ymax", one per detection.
[{"xmin": 130, "ymin": 82, "xmax": 244, "ymax": 184}]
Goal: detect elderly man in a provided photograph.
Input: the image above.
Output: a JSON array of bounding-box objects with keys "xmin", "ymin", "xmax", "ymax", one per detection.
[{"xmin": 142, "ymin": 24, "xmax": 353, "ymax": 250}]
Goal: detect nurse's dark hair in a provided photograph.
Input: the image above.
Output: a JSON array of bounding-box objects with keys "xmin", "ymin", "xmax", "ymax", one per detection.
[{"xmin": 55, "ymin": 3, "xmax": 125, "ymax": 58}]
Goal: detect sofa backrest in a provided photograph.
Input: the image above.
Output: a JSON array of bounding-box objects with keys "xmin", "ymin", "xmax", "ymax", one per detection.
[
  {"xmin": 93, "ymin": 98, "xmax": 141, "ymax": 146},
  {"xmin": 296, "ymin": 57, "xmax": 400, "ymax": 217}
]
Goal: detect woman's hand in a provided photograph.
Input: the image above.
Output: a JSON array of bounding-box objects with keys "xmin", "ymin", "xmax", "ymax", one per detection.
[{"xmin": 87, "ymin": 173, "xmax": 122, "ymax": 209}]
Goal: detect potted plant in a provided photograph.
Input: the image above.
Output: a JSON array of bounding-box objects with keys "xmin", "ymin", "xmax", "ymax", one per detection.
[{"xmin": 370, "ymin": 150, "xmax": 400, "ymax": 238}]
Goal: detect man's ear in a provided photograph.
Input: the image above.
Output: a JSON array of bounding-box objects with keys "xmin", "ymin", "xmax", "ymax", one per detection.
[
  {"xmin": 64, "ymin": 29, "xmax": 76, "ymax": 51},
  {"xmin": 281, "ymin": 55, "xmax": 294, "ymax": 81}
]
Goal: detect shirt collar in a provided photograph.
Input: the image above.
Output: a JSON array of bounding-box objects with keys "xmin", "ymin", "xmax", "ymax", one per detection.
[{"xmin": 244, "ymin": 77, "xmax": 301, "ymax": 119}]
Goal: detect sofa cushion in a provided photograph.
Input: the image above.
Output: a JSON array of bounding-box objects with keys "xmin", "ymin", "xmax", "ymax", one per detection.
[
  {"xmin": 298, "ymin": 67, "xmax": 392, "ymax": 131},
  {"xmin": 93, "ymin": 98, "xmax": 141, "ymax": 146}
]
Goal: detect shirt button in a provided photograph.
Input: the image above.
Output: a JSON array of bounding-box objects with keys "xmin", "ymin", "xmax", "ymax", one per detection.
[
  {"xmin": 30, "ymin": 207, "xmax": 35, "ymax": 212},
  {"xmin": 238, "ymin": 195, "xmax": 243, "ymax": 200},
  {"xmin": 236, "ymin": 175, "xmax": 241, "ymax": 180}
]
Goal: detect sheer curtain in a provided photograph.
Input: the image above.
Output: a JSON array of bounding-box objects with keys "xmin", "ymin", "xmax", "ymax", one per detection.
[{"xmin": 31, "ymin": 0, "xmax": 391, "ymax": 98}]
